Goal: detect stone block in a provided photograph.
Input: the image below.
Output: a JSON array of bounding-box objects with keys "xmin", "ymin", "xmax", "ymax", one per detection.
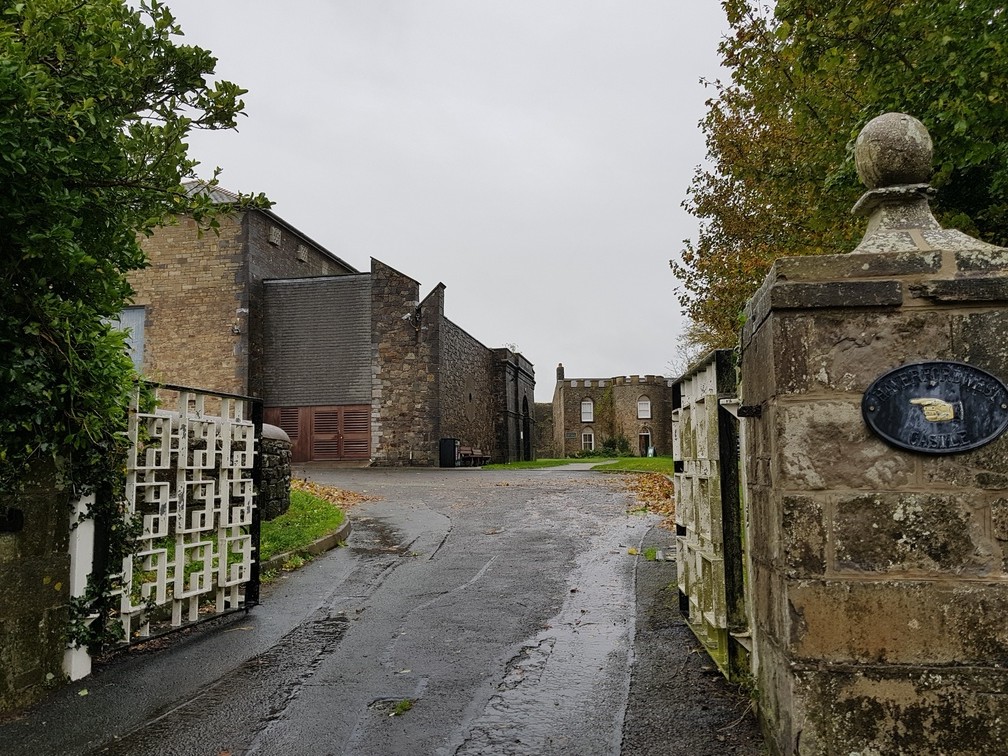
[
  {"xmin": 774, "ymin": 400, "xmax": 915, "ymax": 490},
  {"xmin": 782, "ymin": 495, "xmax": 826, "ymax": 577},
  {"xmin": 832, "ymin": 492, "xmax": 997, "ymax": 575},
  {"xmin": 742, "ymin": 277, "xmax": 772, "ymax": 346},
  {"xmin": 921, "ymin": 434, "xmax": 1008, "ymax": 489},
  {"xmin": 773, "ymin": 310, "xmax": 952, "ymax": 395},
  {"xmin": 792, "ymin": 665, "xmax": 1008, "ymax": 756},
  {"xmin": 770, "ymin": 250, "xmax": 941, "ymax": 281},
  {"xmin": 786, "ymin": 579, "xmax": 1008, "ymax": 665},
  {"xmin": 769, "ymin": 280, "xmax": 904, "ymax": 310},
  {"xmin": 991, "ymin": 498, "xmax": 1008, "ymax": 572},
  {"xmin": 950, "ymin": 310, "xmax": 1008, "ymax": 378},
  {"xmin": 746, "ymin": 485, "xmax": 779, "ymax": 565},
  {"xmin": 0, "ymin": 555, "xmax": 69, "ymax": 618},
  {"xmin": 751, "ymin": 561, "xmax": 789, "ymax": 651},
  {"xmin": 0, "ymin": 606, "xmax": 68, "ymax": 712},
  {"xmin": 956, "ymin": 248, "xmax": 1008, "ymax": 273},
  {"xmin": 740, "ymin": 312, "xmax": 775, "ymax": 403},
  {"xmin": 909, "ymin": 277, "xmax": 1008, "ymax": 303}
]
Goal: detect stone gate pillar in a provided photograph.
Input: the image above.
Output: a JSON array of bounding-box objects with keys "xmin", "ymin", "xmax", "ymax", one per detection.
[{"xmin": 740, "ymin": 113, "xmax": 1008, "ymax": 754}]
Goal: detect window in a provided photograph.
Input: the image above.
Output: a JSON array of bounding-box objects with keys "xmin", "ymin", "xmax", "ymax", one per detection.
[
  {"xmin": 268, "ymin": 225, "xmax": 282, "ymax": 245},
  {"xmin": 637, "ymin": 396, "xmax": 651, "ymax": 419},
  {"xmin": 110, "ymin": 306, "xmax": 145, "ymax": 370},
  {"xmin": 581, "ymin": 399, "xmax": 593, "ymax": 422},
  {"xmin": 582, "ymin": 429, "xmax": 594, "ymax": 451},
  {"xmin": 296, "ymin": 243, "xmax": 309, "ymax": 262}
]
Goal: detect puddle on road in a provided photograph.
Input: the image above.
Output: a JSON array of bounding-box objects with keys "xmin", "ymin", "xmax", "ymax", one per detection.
[
  {"xmin": 453, "ymin": 517, "xmax": 653, "ymax": 756},
  {"xmin": 349, "ymin": 517, "xmax": 412, "ymax": 558}
]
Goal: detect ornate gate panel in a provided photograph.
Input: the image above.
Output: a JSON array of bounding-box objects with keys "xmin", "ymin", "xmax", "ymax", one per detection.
[
  {"xmin": 65, "ymin": 384, "xmax": 261, "ymax": 679},
  {"xmin": 120, "ymin": 384, "xmax": 261, "ymax": 639}
]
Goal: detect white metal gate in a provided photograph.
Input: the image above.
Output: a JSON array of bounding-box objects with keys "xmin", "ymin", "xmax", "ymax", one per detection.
[{"xmin": 66, "ymin": 384, "xmax": 260, "ymax": 679}]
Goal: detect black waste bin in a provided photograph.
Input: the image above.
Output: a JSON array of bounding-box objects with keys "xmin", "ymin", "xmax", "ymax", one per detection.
[{"xmin": 439, "ymin": 438, "xmax": 459, "ymax": 468}]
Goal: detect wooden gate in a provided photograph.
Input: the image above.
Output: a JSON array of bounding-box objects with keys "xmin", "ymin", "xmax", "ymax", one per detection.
[
  {"xmin": 265, "ymin": 405, "xmax": 371, "ymax": 462},
  {"xmin": 671, "ymin": 350, "xmax": 749, "ymax": 679}
]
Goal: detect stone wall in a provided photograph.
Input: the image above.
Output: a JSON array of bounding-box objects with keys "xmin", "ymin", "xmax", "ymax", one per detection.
[
  {"xmin": 0, "ymin": 462, "xmax": 70, "ymax": 713},
  {"xmin": 132, "ymin": 214, "xmax": 247, "ymax": 394},
  {"xmin": 370, "ymin": 260, "xmax": 439, "ymax": 465},
  {"xmin": 740, "ymin": 249, "xmax": 1008, "ymax": 755},
  {"xmin": 439, "ymin": 318, "xmax": 496, "ymax": 454},
  {"xmin": 259, "ymin": 425, "xmax": 292, "ymax": 521},
  {"xmin": 535, "ymin": 402, "xmax": 557, "ymax": 458}
]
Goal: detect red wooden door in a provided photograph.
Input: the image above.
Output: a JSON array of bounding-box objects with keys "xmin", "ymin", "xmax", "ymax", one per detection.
[{"xmin": 265, "ymin": 405, "xmax": 370, "ymax": 462}]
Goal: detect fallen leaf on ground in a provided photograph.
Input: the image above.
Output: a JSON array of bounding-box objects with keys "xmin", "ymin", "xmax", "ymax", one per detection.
[
  {"xmin": 291, "ymin": 479, "xmax": 379, "ymax": 508},
  {"xmin": 624, "ymin": 473, "xmax": 676, "ymax": 530}
]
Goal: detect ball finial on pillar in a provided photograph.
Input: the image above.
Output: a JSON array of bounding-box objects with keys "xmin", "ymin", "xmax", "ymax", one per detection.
[{"xmin": 854, "ymin": 112, "xmax": 933, "ymax": 189}]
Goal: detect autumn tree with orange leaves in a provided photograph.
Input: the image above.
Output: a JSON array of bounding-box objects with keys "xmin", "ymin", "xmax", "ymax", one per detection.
[{"xmin": 674, "ymin": 0, "xmax": 1008, "ymax": 352}]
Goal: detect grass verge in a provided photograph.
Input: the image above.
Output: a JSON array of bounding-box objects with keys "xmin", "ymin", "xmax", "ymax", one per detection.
[
  {"xmin": 481, "ymin": 458, "xmax": 585, "ymax": 470},
  {"xmin": 260, "ymin": 480, "xmax": 376, "ymax": 564},
  {"xmin": 591, "ymin": 456, "xmax": 676, "ymax": 474}
]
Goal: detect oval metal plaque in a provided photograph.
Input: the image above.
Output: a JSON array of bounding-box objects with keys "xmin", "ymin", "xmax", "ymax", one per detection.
[{"xmin": 862, "ymin": 361, "xmax": 1008, "ymax": 454}]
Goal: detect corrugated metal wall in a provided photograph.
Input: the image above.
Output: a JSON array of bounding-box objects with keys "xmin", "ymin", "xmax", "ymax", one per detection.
[{"xmin": 262, "ymin": 276, "xmax": 372, "ymax": 407}]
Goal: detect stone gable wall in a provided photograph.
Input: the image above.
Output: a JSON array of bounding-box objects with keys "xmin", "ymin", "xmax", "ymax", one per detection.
[
  {"xmin": 132, "ymin": 210, "xmax": 355, "ymax": 398},
  {"xmin": 370, "ymin": 260, "xmax": 439, "ymax": 465}
]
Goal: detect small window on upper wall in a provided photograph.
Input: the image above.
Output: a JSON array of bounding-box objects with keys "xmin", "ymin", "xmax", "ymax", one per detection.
[
  {"xmin": 269, "ymin": 226, "xmax": 282, "ymax": 245},
  {"xmin": 638, "ymin": 396, "xmax": 651, "ymax": 419},
  {"xmin": 110, "ymin": 306, "xmax": 145, "ymax": 371},
  {"xmin": 581, "ymin": 399, "xmax": 593, "ymax": 422}
]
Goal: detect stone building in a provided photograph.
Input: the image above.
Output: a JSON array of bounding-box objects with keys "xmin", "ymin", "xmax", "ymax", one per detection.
[
  {"xmin": 551, "ymin": 363, "xmax": 675, "ymax": 457},
  {"xmin": 128, "ymin": 183, "xmax": 534, "ymax": 465}
]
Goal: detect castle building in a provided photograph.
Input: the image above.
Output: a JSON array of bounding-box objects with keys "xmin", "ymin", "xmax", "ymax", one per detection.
[{"xmin": 551, "ymin": 363, "xmax": 674, "ymax": 457}]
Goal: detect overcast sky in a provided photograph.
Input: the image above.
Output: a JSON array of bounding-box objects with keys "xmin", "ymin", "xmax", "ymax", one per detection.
[{"xmin": 165, "ymin": 1, "xmax": 727, "ymax": 401}]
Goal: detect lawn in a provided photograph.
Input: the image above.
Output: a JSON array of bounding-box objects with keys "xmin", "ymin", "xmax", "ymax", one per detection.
[
  {"xmin": 481, "ymin": 458, "xmax": 586, "ymax": 470},
  {"xmin": 259, "ymin": 488, "xmax": 346, "ymax": 562},
  {"xmin": 591, "ymin": 456, "xmax": 676, "ymax": 474},
  {"xmin": 482, "ymin": 456, "xmax": 676, "ymax": 474},
  {"xmin": 260, "ymin": 480, "xmax": 374, "ymax": 563}
]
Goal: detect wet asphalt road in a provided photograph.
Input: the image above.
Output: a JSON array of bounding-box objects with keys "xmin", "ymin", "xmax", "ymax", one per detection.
[{"xmin": 0, "ymin": 465, "xmax": 762, "ymax": 755}]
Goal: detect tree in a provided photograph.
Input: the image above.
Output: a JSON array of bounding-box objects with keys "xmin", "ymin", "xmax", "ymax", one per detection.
[
  {"xmin": 0, "ymin": 0, "xmax": 264, "ymax": 498},
  {"xmin": 674, "ymin": 0, "xmax": 1008, "ymax": 350}
]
